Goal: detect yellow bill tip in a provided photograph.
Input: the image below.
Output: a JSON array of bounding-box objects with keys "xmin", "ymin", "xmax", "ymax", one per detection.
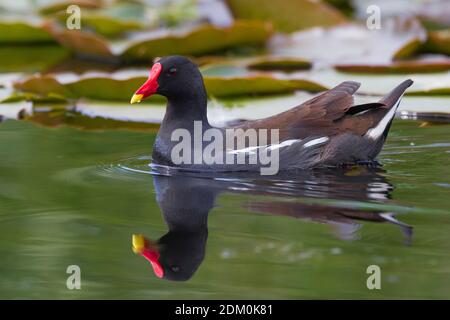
[
  {"xmin": 132, "ymin": 234, "xmax": 146, "ymax": 254},
  {"xmin": 130, "ymin": 94, "xmax": 144, "ymax": 104}
]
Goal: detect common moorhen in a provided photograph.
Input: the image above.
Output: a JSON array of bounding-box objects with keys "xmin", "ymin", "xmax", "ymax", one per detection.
[
  {"xmin": 132, "ymin": 170, "xmax": 411, "ymax": 281},
  {"xmin": 130, "ymin": 56, "xmax": 413, "ymax": 172}
]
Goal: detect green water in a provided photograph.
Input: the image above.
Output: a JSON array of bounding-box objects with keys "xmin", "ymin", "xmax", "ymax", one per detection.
[{"xmin": 0, "ymin": 119, "xmax": 449, "ymax": 299}]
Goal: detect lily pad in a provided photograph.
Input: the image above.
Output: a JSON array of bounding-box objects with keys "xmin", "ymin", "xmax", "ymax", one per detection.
[
  {"xmin": 75, "ymin": 100, "xmax": 166, "ymax": 124},
  {"xmin": 285, "ymin": 68, "xmax": 450, "ymax": 97},
  {"xmin": 422, "ymin": 30, "xmax": 450, "ymax": 55},
  {"xmin": 42, "ymin": 21, "xmax": 272, "ymax": 61},
  {"xmin": 22, "ymin": 91, "xmax": 450, "ymax": 128},
  {"xmin": 226, "ymin": 0, "xmax": 347, "ymax": 33},
  {"xmin": 407, "ymin": 87, "xmax": 450, "ymax": 96},
  {"xmin": 38, "ymin": 0, "xmax": 103, "ymax": 15},
  {"xmin": 0, "ymin": 20, "xmax": 55, "ymax": 43},
  {"xmin": 14, "ymin": 75, "xmax": 75, "ymax": 99},
  {"xmin": 119, "ymin": 21, "xmax": 273, "ymax": 61},
  {"xmin": 49, "ymin": 2, "xmax": 147, "ymax": 38},
  {"xmin": 0, "ymin": 46, "xmax": 70, "ymax": 73},
  {"xmin": 205, "ymin": 76, "xmax": 325, "ymax": 97},
  {"xmin": 26, "ymin": 109, "xmax": 160, "ymax": 132},
  {"xmin": 77, "ymin": 14, "xmax": 145, "ymax": 38},
  {"xmin": 335, "ymin": 60, "xmax": 450, "ymax": 74},
  {"xmin": 12, "ymin": 68, "xmax": 327, "ymax": 101},
  {"xmin": 49, "ymin": 24, "xmax": 115, "ymax": 58},
  {"xmin": 393, "ymin": 38, "xmax": 423, "ymax": 60}
]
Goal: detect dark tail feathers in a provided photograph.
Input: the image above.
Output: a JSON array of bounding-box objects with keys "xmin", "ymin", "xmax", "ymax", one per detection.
[{"xmin": 379, "ymin": 79, "xmax": 413, "ymax": 107}]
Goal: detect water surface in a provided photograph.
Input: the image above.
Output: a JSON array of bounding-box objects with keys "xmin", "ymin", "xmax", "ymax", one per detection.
[{"xmin": 0, "ymin": 119, "xmax": 449, "ymax": 299}]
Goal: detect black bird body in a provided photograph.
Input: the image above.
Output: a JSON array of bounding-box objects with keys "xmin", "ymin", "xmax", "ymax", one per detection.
[{"xmin": 132, "ymin": 56, "xmax": 413, "ymax": 172}]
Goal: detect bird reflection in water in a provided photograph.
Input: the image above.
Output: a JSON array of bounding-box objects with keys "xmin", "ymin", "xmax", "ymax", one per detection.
[{"xmin": 132, "ymin": 166, "xmax": 412, "ymax": 281}]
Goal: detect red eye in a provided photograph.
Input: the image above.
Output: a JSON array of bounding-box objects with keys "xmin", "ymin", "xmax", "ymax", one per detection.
[{"xmin": 168, "ymin": 67, "xmax": 177, "ymax": 76}]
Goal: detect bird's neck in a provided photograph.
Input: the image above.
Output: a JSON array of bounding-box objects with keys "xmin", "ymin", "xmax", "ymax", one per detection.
[{"xmin": 163, "ymin": 91, "xmax": 210, "ymax": 129}]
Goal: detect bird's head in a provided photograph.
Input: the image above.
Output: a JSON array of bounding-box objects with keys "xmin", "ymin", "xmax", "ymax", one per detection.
[
  {"xmin": 130, "ymin": 55, "xmax": 204, "ymax": 104},
  {"xmin": 132, "ymin": 231, "xmax": 207, "ymax": 282},
  {"xmin": 132, "ymin": 234, "xmax": 164, "ymax": 278}
]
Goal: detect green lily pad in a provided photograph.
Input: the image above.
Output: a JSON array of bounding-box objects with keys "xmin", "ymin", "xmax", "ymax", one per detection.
[
  {"xmin": 120, "ymin": 21, "xmax": 273, "ymax": 61},
  {"xmin": 205, "ymin": 76, "xmax": 325, "ymax": 97},
  {"xmin": 1, "ymin": 91, "xmax": 69, "ymax": 103},
  {"xmin": 23, "ymin": 91, "xmax": 450, "ymax": 127},
  {"xmin": 0, "ymin": 45, "xmax": 70, "ymax": 73},
  {"xmin": 226, "ymin": 0, "xmax": 347, "ymax": 33},
  {"xmin": 293, "ymin": 68, "xmax": 450, "ymax": 96},
  {"xmin": 50, "ymin": 28, "xmax": 114, "ymax": 58},
  {"xmin": 407, "ymin": 87, "xmax": 450, "ymax": 96},
  {"xmin": 14, "ymin": 75, "xmax": 75, "ymax": 99},
  {"xmin": 67, "ymin": 76, "xmax": 148, "ymax": 101},
  {"xmin": 422, "ymin": 30, "xmax": 450, "ymax": 55},
  {"xmin": 335, "ymin": 60, "xmax": 450, "ymax": 74},
  {"xmin": 26, "ymin": 109, "xmax": 160, "ymax": 132},
  {"xmin": 0, "ymin": 20, "xmax": 55, "ymax": 43},
  {"xmin": 12, "ymin": 69, "xmax": 327, "ymax": 101},
  {"xmin": 49, "ymin": 2, "xmax": 147, "ymax": 38},
  {"xmin": 43, "ymin": 21, "xmax": 272, "ymax": 61},
  {"xmin": 393, "ymin": 38, "xmax": 424, "ymax": 60},
  {"xmin": 38, "ymin": 0, "xmax": 103, "ymax": 15},
  {"xmin": 78, "ymin": 14, "xmax": 145, "ymax": 37}
]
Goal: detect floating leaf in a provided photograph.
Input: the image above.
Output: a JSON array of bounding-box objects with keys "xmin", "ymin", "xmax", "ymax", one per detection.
[
  {"xmin": 0, "ymin": 45, "xmax": 70, "ymax": 73},
  {"xmin": 291, "ymin": 68, "xmax": 450, "ymax": 96},
  {"xmin": 67, "ymin": 76, "xmax": 148, "ymax": 101},
  {"xmin": 0, "ymin": 20, "xmax": 54, "ymax": 43},
  {"xmin": 50, "ymin": 3, "xmax": 147, "ymax": 38},
  {"xmin": 13, "ymin": 68, "xmax": 327, "ymax": 101},
  {"xmin": 422, "ymin": 30, "xmax": 450, "ymax": 55},
  {"xmin": 48, "ymin": 28, "xmax": 115, "ymax": 58},
  {"xmin": 26, "ymin": 109, "xmax": 160, "ymax": 132},
  {"xmin": 6, "ymin": 91, "xmax": 450, "ymax": 128},
  {"xmin": 335, "ymin": 60, "xmax": 450, "ymax": 74},
  {"xmin": 78, "ymin": 14, "xmax": 145, "ymax": 37},
  {"xmin": 407, "ymin": 87, "xmax": 450, "ymax": 96},
  {"xmin": 205, "ymin": 76, "xmax": 325, "ymax": 97},
  {"xmin": 14, "ymin": 75, "xmax": 75, "ymax": 98},
  {"xmin": 39, "ymin": 21, "xmax": 271, "ymax": 61},
  {"xmin": 38, "ymin": 0, "xmax": 103, "ymax": 15},
  {"xmin": 120, "ymin": 21, "xmax": 273, "ymax": 61},
  {"xmin": 226, "ymin": 0, "xmax": 347, "ymax": 33},
  {"xmin": 393, "ymin": 38, "xmax": 423, "ymax": 60},
  {"xmin": 75, "ymin": 100, "xmax": 166, "ymax": 124}
]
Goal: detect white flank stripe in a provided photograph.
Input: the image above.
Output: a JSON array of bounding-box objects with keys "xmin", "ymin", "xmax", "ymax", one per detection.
[
  {"xmin": 365, "ymin": 95, "xmax": 403, "ymax": 140},
  {"xmin": 303, "ymin": 137, "xmax": 329, "ymax": 148},
  {"xmin": 228, "ymin": 139, "xmax": 301, "ymax": 154},
  {"xmin": 228, "ymin": 145, "xmax": 262, "ymax": 155},
  {"xmin": 267, "ymin": 139, "xmax": 300, "ymax": 151}
]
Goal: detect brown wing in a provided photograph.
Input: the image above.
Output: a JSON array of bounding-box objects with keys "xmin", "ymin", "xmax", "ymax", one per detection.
[
  {"xmin": 231, "ymin": 79, "xmax": 414, "ymax": 144},
  {"xmin": 231, "ymin": 81, "xmax": 384, "ymax": 141}
]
